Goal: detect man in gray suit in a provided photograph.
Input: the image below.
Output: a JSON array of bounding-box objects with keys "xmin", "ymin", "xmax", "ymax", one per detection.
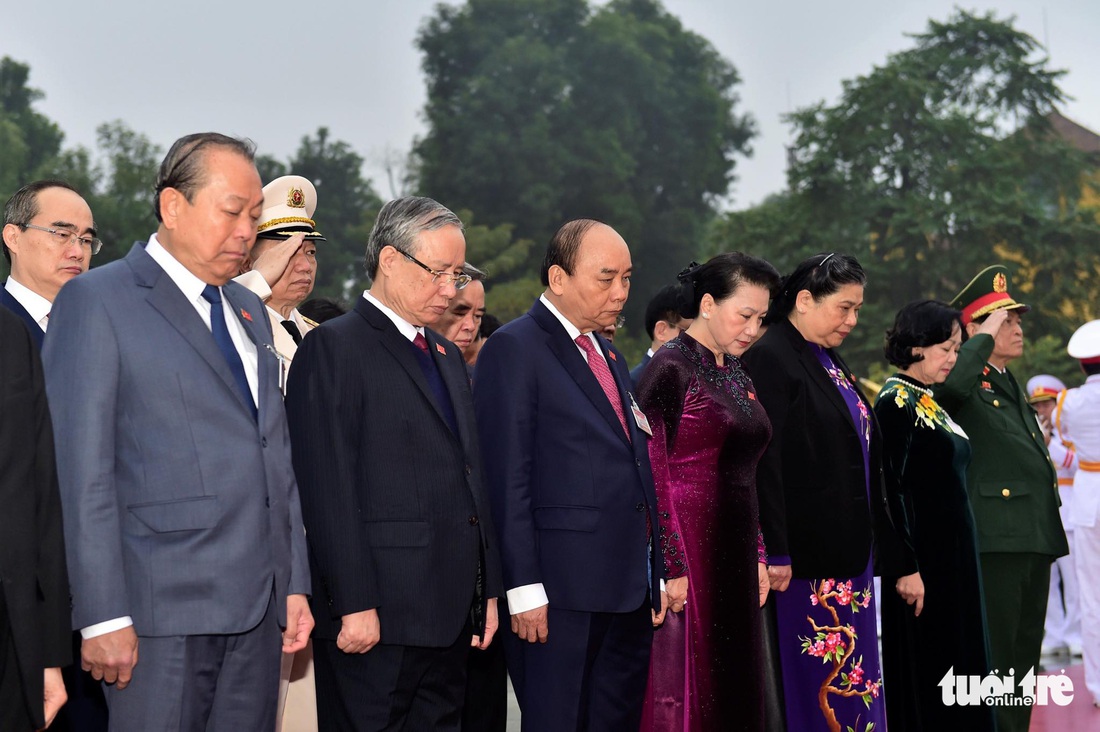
[{"xmin": 42, "ymin": 132, "xmax": 313, "ymax": 730}]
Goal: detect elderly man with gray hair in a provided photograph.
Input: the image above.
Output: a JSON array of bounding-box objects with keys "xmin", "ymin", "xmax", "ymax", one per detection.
[{"xmin": 285, "ymin": 197, "xmax": 503, "ymax": 730}]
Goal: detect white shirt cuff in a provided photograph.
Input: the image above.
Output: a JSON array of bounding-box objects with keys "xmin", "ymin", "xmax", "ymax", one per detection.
[
  {"xmin": 81, "ymin": 616, "xmax": 133, "ymax": 639},
  {"xmin": 234, "ymin": 269, "xmax": 272, "ymax": 302},
  {"xmin": 506, "ymin": 583, "xmax": 549, "ymax": 615},
  {"xmin": 660, "ymin": 579, "xmax": 666, "ymax": 592}
]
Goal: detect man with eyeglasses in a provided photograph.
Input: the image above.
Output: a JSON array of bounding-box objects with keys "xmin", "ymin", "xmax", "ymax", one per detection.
[
  {"xmin": 630, "ymin": 284, "xmax": 692, "ymax": 387},
  {"xmin": 2, "ymin": 179, "xmax": 109, "ymax": 732},
  {"xmin": 285, "ymin": 196, "xmax": 502, "ymax": 730},
  {"xmin": 2, "ymin": 180, "xmax": 98, "ymax": 349}
]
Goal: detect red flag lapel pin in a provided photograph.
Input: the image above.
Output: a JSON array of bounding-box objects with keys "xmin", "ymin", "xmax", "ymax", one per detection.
[
  {"xmin": 436, "ymin": 342, "xmax": 447, "ymax": 355},
  {"xmin": 240, "ymin": 308, "xmax": 253, "ymax": 322},
  {"xmin": 607, "ymin": 351, "xmax": 617, "ymax": 361}
]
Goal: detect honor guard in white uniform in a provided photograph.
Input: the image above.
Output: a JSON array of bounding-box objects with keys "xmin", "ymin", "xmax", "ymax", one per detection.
[
  {"xmin": 1028, "ymin": 375, "xmax": 1081, "ymax": 657},
  {"xmin": 235, "ymin": 175, "xmax": 324, "ymax": 730},
  {"xmin": 1057, "ymin": 320, "xmax": 1100, "ymax": 707}
]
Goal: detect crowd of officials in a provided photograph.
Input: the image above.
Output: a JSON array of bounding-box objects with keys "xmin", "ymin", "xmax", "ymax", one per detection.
[{"xmin": 2, "ymin": 131, "xmax": 1099, "ymax": 732}]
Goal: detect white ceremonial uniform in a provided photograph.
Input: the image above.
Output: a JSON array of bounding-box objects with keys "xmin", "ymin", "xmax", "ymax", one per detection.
[
  {"xmin": 1042, "ymin": 425, "xmax": 1081, "ymax": 653},
  {"xmin": 1058, "ymin": 374, "xmax": 1100, "ymax": 704}
]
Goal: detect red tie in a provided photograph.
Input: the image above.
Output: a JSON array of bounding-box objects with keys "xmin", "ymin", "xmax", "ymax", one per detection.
[
  {"xmin": 575, "ymin": 335, "xmax": 630, "ymax": 440},
  {"xmin": 413, "ymin": 332, "xmax": 429, "ymax": 353}
]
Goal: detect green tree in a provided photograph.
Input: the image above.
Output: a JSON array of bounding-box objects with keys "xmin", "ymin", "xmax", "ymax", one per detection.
[
  {"xmin": 457, "ymin": 211, "xmax": 540, "ymax": 321},
  {"xmin": 0, "ymin": 57, "xmax": 64, "ymax": 197},
  {"xmin": 414, "ymin": 0, "xmax": 754, "ymax": 328},
  {"xmin": 713, "ymin": 10, "xmax": 1100, "ymax": 378}
]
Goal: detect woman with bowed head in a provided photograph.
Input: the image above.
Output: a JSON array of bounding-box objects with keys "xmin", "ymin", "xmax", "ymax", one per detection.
[
  {"xmin": 637, "ymin": 252, "xmax": 780, "ymax": 731},
  {"xmin": 874, "ymin": 301, "xmax": 995, "ymax": 732},
  {"xmin": 741, "ymin": 253, "xmax": 917, "ymax": 732}
]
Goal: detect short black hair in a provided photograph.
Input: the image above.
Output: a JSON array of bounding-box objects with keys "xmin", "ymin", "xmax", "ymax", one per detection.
[
  {"xmin": 677, "ymin": 252, "xmax": 780, "ymax": 319},
  {"xmin": 884, "ymin": 300, "xmax": 963, "ymax": 368},
  {"xmin": 765, "ymin": 252, "xmax": 866, "ymax": 325},
  {"xmin": 643, "ymin": 285, "xmax": 684, "ymax": 340},
  {"xmin": 3, "ymin": 179, "xmax": 84, "ymax": 263},
  {"xmin": 539, "ymin": 219, "xmax": 602, "ymax": 286},
  {"xmin": 298, "ymin": 297, "xmax": 348, "ymax": 324},
  {"xmin": 153, "ymin": 133, "xmax": 256, "ymax": 224},
  {"xmin": 479, "ymin": 313, "xmax": 503, "ymax": 340},
  {"xmin": 1083, "ymin": 362, "xmax": 1100, "ymax": 376}
]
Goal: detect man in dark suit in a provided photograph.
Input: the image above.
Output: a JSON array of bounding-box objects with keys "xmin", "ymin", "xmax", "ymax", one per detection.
[
  {"xmin": 285, "ymin": 196, "xmax": 503, "ymax": 731},
  {"xmin": 629, "ymin": 284, "xmax": 691, "ymax": 386},
  {"xmin": 473, "ymin": 219, "xmax": 665, "ymax": 731},
  {"xmin": 0, "ymin": 306, "xmax": 70, "ymax": 730},
  {"xmin": 43, "ymin": 133, "xmax": 313, "ymax": 730},
  {"xmin": 934, "ymin": 265, "xmax": 1068, "ymax": 732},
  {"xmin": 2, "ymin": 180, "xmax": 108, "ymax": 732},
  {"xmin": 2, "ymin": 179, "xmax": 96, "ymax": 347}
]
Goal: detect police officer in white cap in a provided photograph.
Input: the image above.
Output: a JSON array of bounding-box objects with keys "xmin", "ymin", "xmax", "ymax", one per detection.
[
  {"xmin": 1058, "ymin": 319, "xmax": 1100, "ymax": 706},
  {"xmin": 1027, "ymin": 374, "xmax": 1081, "ymax": 658},
  {"xmin": 234, "ymin": 174, "xmax": 323, "ymax": 729},
  {"xmin": 235, "ymin": 175, "xmax": 324, "ymax": 384}
]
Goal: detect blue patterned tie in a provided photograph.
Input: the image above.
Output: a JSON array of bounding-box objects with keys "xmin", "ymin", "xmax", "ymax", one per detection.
[{"xmin": 201, "ymin": 285, "xmax": 257, "ymax": 421}]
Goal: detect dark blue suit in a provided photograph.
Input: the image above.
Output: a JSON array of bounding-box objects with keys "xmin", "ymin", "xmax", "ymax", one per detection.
[
  {"xmin": 473, "ymin": 298, "xmax": 661, "ymax": 731},
  {"xmin": 0, "ymin": 284, "xmax": 44, "ymax": 349},
  {"xmin": 629, "ymin": 351, "xmax": 652, "ymax": 387}
]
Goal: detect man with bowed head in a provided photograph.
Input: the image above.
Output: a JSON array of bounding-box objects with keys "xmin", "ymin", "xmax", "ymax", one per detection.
[
  {"xmin": 42, "ymin": 132, "xmax": 313, "ymax": 730},
  {"xmin": 474, "ymin": 219, "xmax": 665, "ymax": 731},
  {"xmin": 285, "ymin": 197, "xmax": 502, "ymax": 730}
]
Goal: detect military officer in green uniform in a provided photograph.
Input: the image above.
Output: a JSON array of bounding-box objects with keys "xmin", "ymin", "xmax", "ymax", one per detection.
[{"xmin": 933, "ymin": 265, "xmax": 1069, "ymax": 732}]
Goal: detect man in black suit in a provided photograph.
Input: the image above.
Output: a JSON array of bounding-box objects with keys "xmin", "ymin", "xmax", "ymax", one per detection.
[
  {"xmin": 629, "ymin": 284, "xmax": 691, "ymax": 386},
  {"xmin": 0, "ymin": 306, "xmax": 70, "ymax": 730},
  {"xmin": 2, "ymin": 180, "xmax": 108, "ymax": 732},
  {"xmin": 285, "ymin": 196, "xmax": 503, "ymax": 731},
  {"xmin": 2, "ymin": 180, "xmax": 97, "ymax": 347}
]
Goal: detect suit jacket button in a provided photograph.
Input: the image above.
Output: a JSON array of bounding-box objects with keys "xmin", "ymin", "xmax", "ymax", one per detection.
[
  {"xmin": 993, "ymin": 399, "xmax": 1000, "ymax": 407},
  {"xmin": 265, "ymin": 497, "xmax": 270, "ymax": 507},
  {"xmin": 1001, "ymin": 488, "xmax": 1011, "ymax": 498},
  {"xmin": 635, "ymin": 459, "xmax": 641, "ymax": 467},
  {"xmin": 465, "ymin": 465, "xmax": 472, "ymax": 476},
  {"xmin": 468, "ymin": 515, "xmax": 479, "ymax": 525},
  {"xmin": 636, "ymin": 503, "xmax": 645, "ymax": 512},
  {"xmin": 261, "ymin": 437, "xmax": 268, "ymax": 447}
]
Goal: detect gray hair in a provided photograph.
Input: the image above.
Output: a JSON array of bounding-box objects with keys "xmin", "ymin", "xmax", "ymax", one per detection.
[
  {"xmin": 153, "ymin": 132, "xmax": 256, "ymax": 224},
  {"xmin": 365, "ymin": 196, "xmax": 463, "ymax": 279}
]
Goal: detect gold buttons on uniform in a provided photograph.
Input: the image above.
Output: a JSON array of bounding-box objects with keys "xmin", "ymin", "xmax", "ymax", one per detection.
[
  {"xmin": 1001, "ymin": 488, "xmax": 1011, "ymax": 498},
  {"xmin": 993, "ymin": 399, "xmax": 1001, "ymax": 407}
]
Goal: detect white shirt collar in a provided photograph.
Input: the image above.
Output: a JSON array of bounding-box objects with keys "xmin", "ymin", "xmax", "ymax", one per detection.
[
  {"xmin": 363, "ymin": 290, "xmax": 422, "ymax": 342},
  {"xmin": 539, "ymin": 294, "xmax": 602, "ymax": 358},
  {"xmin": 4, "ymin": 276, "xmax": 52, "ymax": 329},
  {"xmin": 646, "ymin": 348, "xmax": 655, "ymax": 358},
  {"xmin": 145, "ymin": 233, "xmax": 212, "ymax": 306}
]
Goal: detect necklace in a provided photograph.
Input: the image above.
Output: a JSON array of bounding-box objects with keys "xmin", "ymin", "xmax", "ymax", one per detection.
[{"xmin": 884, "ymin": 375, "xmax": 931, "ymax": 397}]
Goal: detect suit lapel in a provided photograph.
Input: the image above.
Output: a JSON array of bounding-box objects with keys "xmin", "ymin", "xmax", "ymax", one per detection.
[
  {"xmin": 357, "ymin": 298, "xmax": 457, "ymax": 439},
  {"xmin": 130, "ymin": 246, "xmax": 255, "ymax": 421},
  {"xmin": 0, "ymin": 286, "xmax": 45, "ymax": 349},
  {"xmin": 799, "ymin": 343, "xmax": 858, "ymax": 436},
  {"xmin": 223, "ymin": 284, "xmax": 274, "ymax": 416},
  {"xmin": 427, "ymin": 329, "xmax": 469, "ymax": 443},
  {"xmin": 532, "ymin": 301, "xmax": 631, "ymax": 448}
]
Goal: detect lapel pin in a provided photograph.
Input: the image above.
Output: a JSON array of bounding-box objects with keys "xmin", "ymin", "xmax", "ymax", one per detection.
[
  {"xmin": 240, "ymin": 308, "xmax": 253, "ymax": 322},
  {"xmin": 436, "ymin": 343, "xmax": 447, "ymax": 355},
  {"xmin": 607, "ymin": 351, "xmax": 617, "ymax": 361}
]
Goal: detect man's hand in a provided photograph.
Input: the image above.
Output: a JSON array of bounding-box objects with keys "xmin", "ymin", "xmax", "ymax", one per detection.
[
  {"xmin": 652, "ymin": 589, "xmax": 669, "ymax": 627},
  {"xmin": 472, "ymin": 598, "xmax": 499, "ymax": 650},
  {"xmin": 81, "ymin": 626, "xmax": 139, "ymax": 689},
  {"xmin": 767, "ymin": 564, "xmax": 792, "ymax": 592},
  {"xmin": 283, "ymin": 594, "xmax": 314, "ymax": 654},
  {"xmin": 976, "ymin": 308, "xmax": 1009, "ymax": 338},
  {"xmin": 758, "ymin": 563, "xmax": 770, "ymax": 608},
  {"xmin": 666, "ymin": 576, "xmax": 689, "ymax": 613},
  {"xmin": 248, "ymin": 233, "xmax": 305, "ymax": 287},
  {"xmin": 42, "ymin": 667, "xmax": 67, "ymax": 728},
  {"xmin": 896, "ymin": 572, "xmax": 925, "ymax": 617},
  {"xmin": 510, "ymin": 604, "xmax": 549, "ymax": 643},
  {"xmin": 337, "ymin": 609, "xmax": 381, "ymax": 654}
]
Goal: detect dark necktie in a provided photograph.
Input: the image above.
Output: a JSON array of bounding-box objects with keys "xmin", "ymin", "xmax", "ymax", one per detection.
[
  {"xmin": 575, "ymin": 335, "xmax": 630, "ymax": 440},
  {"xmin": 201, "ymin": 285, "xmax": 258, "ymax": 421},
  {"xmin": 413, "ymin": 332, "xmax": 430, "ymax": 353},
  {"xmin": 281, "ymin": 319, "xmax": 303, "ymax": 345}
]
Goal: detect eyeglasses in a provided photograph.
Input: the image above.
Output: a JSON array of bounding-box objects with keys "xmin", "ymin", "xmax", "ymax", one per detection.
[
  {"xmin": 20, "ymin": 223, "xmax": 103, "ymax": 255},
  {"xmin": 400, "ymin": 250, "xmax": 471, "ymax": 289}
]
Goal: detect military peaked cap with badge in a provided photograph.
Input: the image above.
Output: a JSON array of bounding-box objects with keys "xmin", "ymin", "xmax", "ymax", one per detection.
[
  {"xmin": 1026, "ymin": 374, "xmax": 1067, "ymax": 404},
  {"xmin": 256, "ymin": 175, "xmax": 326, "ymax": 241},
  {"xmin": 949, "ymin": 264, "xmax": 1030, "ymax": 324},
  {"xmin": 1068, "ymin": 319, "xmax": 1100, "ymax": 364}
]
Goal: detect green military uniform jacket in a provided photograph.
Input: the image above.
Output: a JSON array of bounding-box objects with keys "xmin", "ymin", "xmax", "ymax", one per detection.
[{"xmin": 932, "ymin": 334, "xmax": 1068, "ymax": 557}]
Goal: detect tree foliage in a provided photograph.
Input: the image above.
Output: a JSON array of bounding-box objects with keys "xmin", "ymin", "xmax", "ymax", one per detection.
[
  {"xmin": 414, "ymin": 0, "xmax": 755, "ymax": 326},
  {"xmin": 708, "ymin": 10, "xmax": 1100, "ymax": 380}
]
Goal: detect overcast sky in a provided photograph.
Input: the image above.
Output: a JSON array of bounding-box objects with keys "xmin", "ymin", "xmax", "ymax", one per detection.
[{"xmin": 6, "ymin": 0, "xmax": 1098, "ymax": 211}]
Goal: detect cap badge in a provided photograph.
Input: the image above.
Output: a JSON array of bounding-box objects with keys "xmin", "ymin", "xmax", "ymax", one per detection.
[
  {"xmin": 287, "ymin": 187, "xmax": 306, "ymax": 209},
  {"xmin": 993, "ymin": 272, "xmax": 1007, "ymax": 293}
]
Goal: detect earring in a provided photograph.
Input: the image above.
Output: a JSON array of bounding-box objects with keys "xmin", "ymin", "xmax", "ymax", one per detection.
[{"xmin": 702, "ymin": 312, "xmax": 710, "ymax": 319}]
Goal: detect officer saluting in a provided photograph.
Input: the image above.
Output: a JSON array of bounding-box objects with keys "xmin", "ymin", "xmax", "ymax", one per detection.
[
  {"xmin": 933, "ymin": 265, "xmax": 1068, "ymax": 732},
  {"xmin": 1058, "ymin": 319, "xmax": 1100, "ymax": 708}
]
